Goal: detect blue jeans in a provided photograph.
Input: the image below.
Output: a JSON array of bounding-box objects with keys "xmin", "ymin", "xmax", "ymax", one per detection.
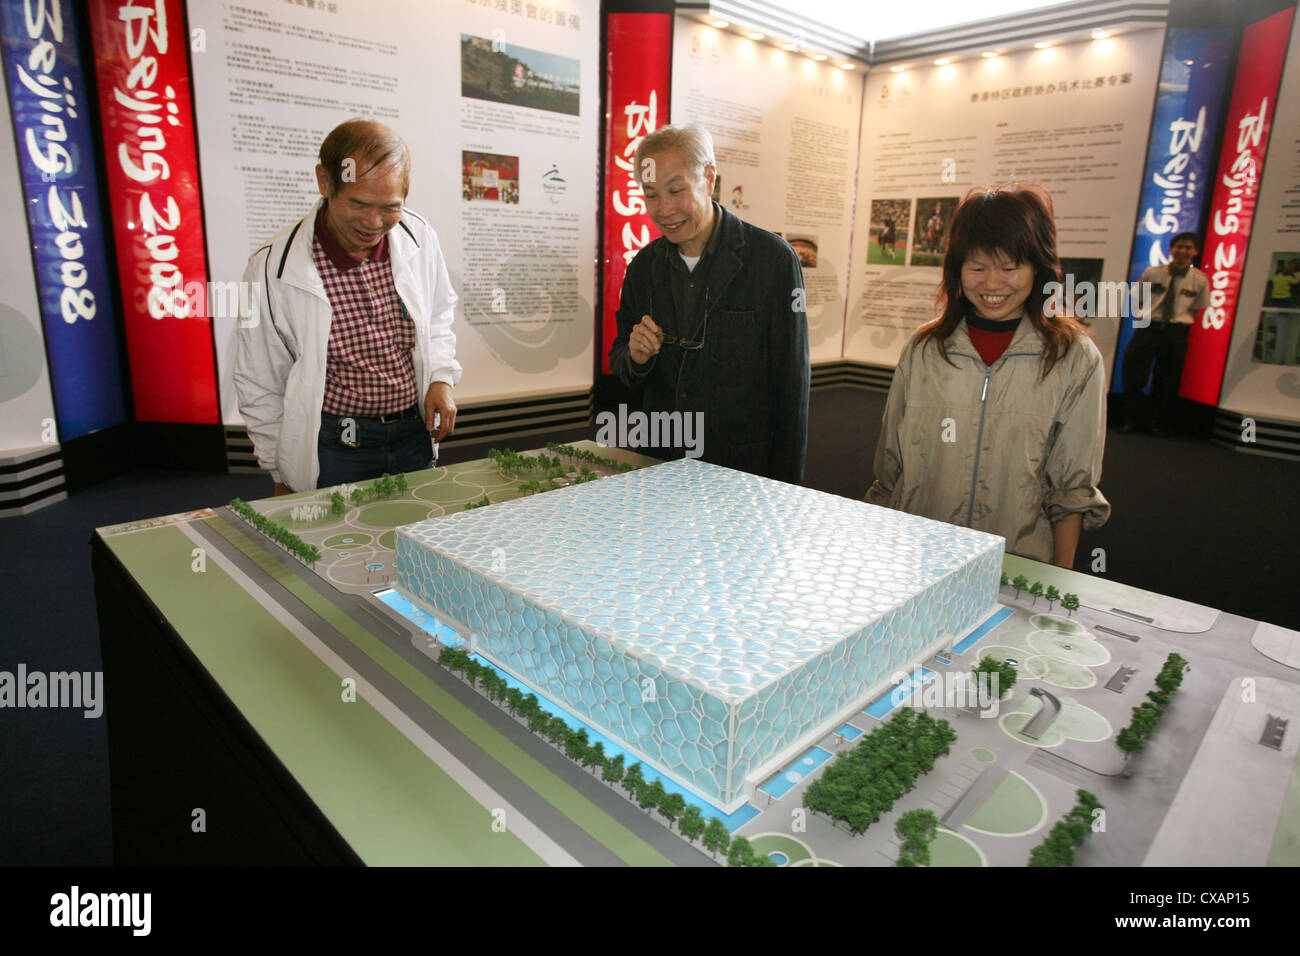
[{"xmin": 316, "ymin": 408, "xmax": 435, "ymax": 488}]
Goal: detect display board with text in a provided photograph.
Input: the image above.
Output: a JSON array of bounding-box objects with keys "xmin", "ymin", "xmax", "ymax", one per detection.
[
  {"xmin": 844, "ymin": 31, "xmax": 1164, "ymax": 375},
  {"xmin": 186, "ymin": 0, "xmax": 600, "ymax": 423},
  {"xmin": 670, "ymin": 20, "xmax": 863, "ymax": 363}
]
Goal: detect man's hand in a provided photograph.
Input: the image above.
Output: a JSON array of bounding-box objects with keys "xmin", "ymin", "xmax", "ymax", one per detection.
[
  {"xmin": 274, "ymin": 481, "xmax": 293, "ymax": 496},
  {"xmin": 629, "ymin": 315, "xmax": 663, "ymax": 366},
  {"xmin": 425, "ymin": 381, "xmax": 456, "ymax": 441}
]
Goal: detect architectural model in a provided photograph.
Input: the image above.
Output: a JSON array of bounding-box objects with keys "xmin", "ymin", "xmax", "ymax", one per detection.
[{"xmin": 395, "ymin": 459, "xmax": 1003, "ymax": 810}]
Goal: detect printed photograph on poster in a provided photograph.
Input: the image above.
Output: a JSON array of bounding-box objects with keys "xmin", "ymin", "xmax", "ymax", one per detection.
[
  {"xmin": 866, "ymin": 199, "xmax": 910, "ymax": 265},
  {"xmin": 912, "ymin": 197, "xmax": 958, "ymax": 265},
  {"xmin": 463, "ymin": 151, "xmax": 520, "ymax": 203},
  {"xmin": 1253, "ymin": 310, "xmax": 1300, "ymax": 365},
  {"xmin": 785, "ymin": 234, "xmax": 818, "ymax": 268},
  {"xmin": 1262, "ymin": 252, "xmax": 1300, "ymax": 308},
  {"xmin": 460, "ymin": 35, "xmax": 580, "ymax": 116}
]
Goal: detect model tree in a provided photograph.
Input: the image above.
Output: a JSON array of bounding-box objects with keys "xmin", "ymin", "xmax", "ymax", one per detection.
[
  {"xmin": 1011, "ymin": 574, "xmax": 1029, "ymax": 599},
  {"xmin": 330, "ymin": 491, "xmax": 346, "ymax": 516},
  {"xmin": 1028, "ymin": 580, "xmax": 1044, "ymax": 604},
  {"xmin": 679, "ymin": 806, "xmax": 706, "ymax": 844},
  {"xmin": 1045, "ymin": 585, "xmax": 1060, "ymax": 610},
  {"xmin": 727, "ymin": 835, "xmax": 754, "ymax": 867},
  {"xmin": 894, "ymin": 809, "xmax": 939, "ymax": 867},
  {"xmin": 702, "ymin": 817, "xmax": 730, "ymax": 859},
  {"xmin": 658, "ymin": 791, "xmax": 686, "ymax": 828},
  {"xmin": 622, "ymin": 762, "xmax": 646, "ymax": 801},
  {"xmin": 973, "ymin": 655, "xmax": 1017, "ymax": 698},
  {"xmin": 1061, "ymin": 592, "xmax": 1080, "ymax": 615},
  {"xmin": 602, "ymin": 753, "xmax": 625, "ymax": 786},
  {"xmin": 1000, "ymin": 571, "xmax": 1011, "ymax": 588}
]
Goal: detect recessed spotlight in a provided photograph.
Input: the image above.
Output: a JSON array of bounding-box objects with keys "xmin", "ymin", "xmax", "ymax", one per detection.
[
  {"xmin": 840, "ymin": 62, "xmax": 855, "ymax": 70},
  {"xmin": 890, "ymin": 65, "xmax": 905, "ymax": 73},
  {"xmin": 1092, "ymin": 29, "xmax": 1110, "ymax": 39},
  {"xmin": 934, "ymin": 58, "xmax": 952, "ymax": 66},
  {"xmin": 711, "ymin": 20, "xmax": 728, "ymax": 28},
  {"xmin": 1034, "ymin": 41, "xmax": 1052, "ymax": 49},
  {"xmin": 981, "ymin": 51, "xmax": 999, "ymax": 58},
  {"xmin": 748, "ymin": 32, "xmax": 765, "ymax": 40},
  {"xmin": 782, "ymin": 42, "xmax": 798, "ymax": 51},
  {"xmin": 812, "ymin": 53, "xmax": 827, "ymax": 61}
]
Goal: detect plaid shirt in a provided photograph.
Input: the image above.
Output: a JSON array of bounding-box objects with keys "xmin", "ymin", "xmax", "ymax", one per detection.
[{"xmin": 313, "ymin": 203, "xmax": 418, "ymax": 416}]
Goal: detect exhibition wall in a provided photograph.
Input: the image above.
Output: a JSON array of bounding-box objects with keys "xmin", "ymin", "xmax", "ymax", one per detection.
[
  {"xmin": 669, "ymin": 20, "xmax": 863, "ymax": 363},
  {"xmin": 844, "ymin": 28, "xmax": 1162, "ymax": 377}
]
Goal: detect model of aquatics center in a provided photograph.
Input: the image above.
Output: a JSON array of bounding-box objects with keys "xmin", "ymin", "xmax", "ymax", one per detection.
[{"xmin": 395, "ymin": 459, "xmax": 1004, "ymax": 812}]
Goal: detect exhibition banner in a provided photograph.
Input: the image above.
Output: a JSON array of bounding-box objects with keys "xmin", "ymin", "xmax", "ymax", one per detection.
[
  {"xmin": 601, "ymin": 11, "xmax": 671, "ymax": 375},
  {"xmin": 187, "ymin": 0, "xmax": 601, "ymax": 421},
  {"xmin": 88, "ymin": 0, "xmax": 218, "ymax": 423},
  {"xmin": 0, "ymin": 0, "xmax": 126, "ymax": 438},
  {"xmin": 1183, "ymin": 5, "xmax": 1296, "ymax": 406},
  {"xmin": 845, "ymin": 30, "xmax": 1163, "ymax": 374},
  {"xmin": 1113, "ymin": 26, "xmax": 1234, "ymax": 391},
  {"xmin": 670, "ymin": 19, "xmax": 864, "ymax": 362},
  {"xmin": 1217, "ymin": 7, "xmax": 1300, "ymax": 420}
]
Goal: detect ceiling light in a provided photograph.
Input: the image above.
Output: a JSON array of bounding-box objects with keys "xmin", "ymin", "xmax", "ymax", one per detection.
[
  {"xmin": 981, "ymin": 51, "xmax": 998, "ymax": 58},
  {"xmin": 1092, "ymin": 29, "xmax": 1110, "ymax": 39},
  {"xmin": 782, "ymin": 42, "xmax": 798, "ymax": 51},
  {"xmin": 840, "ymin": 62, "xmax": 855, "ymax": 70},
  {"xmin": 934, "ymin": 58, "xmax": 951, "ymax": 65},
  {"xmin": 711, "ymin": 20, "xmax": 728, "ymax": 28},
  {"xmin": 748, "ymin": 32, "xmax": 765, "ymax": 40},
  {"xmin": 812, "ymin": 53, "xmax": 827, "ymax": 61},
  {"xmin": 1034, "ymin": 41, "xmax": 1052, "ymax": 49}
]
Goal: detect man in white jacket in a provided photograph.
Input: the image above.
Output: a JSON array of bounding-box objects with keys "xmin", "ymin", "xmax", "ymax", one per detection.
[{"xmin": 235, "ymin": 119, "xmax": 461, "ymax": 494}]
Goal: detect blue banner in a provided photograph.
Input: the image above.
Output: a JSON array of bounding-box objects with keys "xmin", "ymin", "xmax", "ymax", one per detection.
[
  {"xmin": 1113, "ymin": 27, "xmax": 1235, "ymax": 391},
  {"xmin": 1, "ymin": 0, "xmax": 125, "ymax": 437}
]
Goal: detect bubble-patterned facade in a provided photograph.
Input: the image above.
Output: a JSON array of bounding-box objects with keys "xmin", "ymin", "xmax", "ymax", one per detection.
[{"xmin": 395, "ymin": 459, "xmax": 1003, "ymax": 811}]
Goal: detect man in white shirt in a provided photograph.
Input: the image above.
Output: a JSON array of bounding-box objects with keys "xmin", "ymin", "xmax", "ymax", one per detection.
[{"xmin": 1121, "ymin": 231, "xmax": 1208, "ymax": 435}]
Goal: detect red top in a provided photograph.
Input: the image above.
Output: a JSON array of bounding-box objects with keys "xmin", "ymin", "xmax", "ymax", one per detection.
[
  {"xmin": 966, "ymin": 317, "xmax": 1020, "ymax": 367},
  {"xmin": 313, "ymin": 203, "xmax": 416, "ymax": 417}
]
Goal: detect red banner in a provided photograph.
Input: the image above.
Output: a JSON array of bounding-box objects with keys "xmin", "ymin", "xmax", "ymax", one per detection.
[
  {"xmin": 600, "ymin": 12, "xmax": 672, "ymax": 374},
  {"xmin": 88, "ymin": 0, "xmax": 217, "ymax": 423},
  {"xmin": 1183, "ymin": 5, "xmax": 1295, "ymax": 405}
]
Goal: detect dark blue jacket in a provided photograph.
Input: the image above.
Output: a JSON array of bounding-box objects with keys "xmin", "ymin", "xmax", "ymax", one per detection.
[{"xmin": 608, "ymin": 203, "xmax": 810, "ymax": 483}]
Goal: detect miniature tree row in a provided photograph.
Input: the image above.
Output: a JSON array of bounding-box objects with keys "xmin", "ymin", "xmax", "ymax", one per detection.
[
  {"xmin": 437, "ymin": 646, "xmax": 771, "ymax": 866},
  {"xmin": 546, "ymin": 442, "xmax": 635, "ymax": 473},
  {"xmin": 228, "ymin": 498, "xmax": 321, "ymax": 565},
  {"xmin": 972, "ymin": 655, "xmax": 1018, "ymax": 697},
  {"xmin": 802, "ymin": 709, "xmax": 957, "ymax": 835},
  {"xmin": 1028, "ymin": 789, "xmax": 1104, "ymax": 866},
  {"xmin": 342, "ymin": 472, "xmax": 407, "ymax": 508},
  {"xmin": 1000, "ymin": 571, "xmax": 1079, "ymax": 614},
  {"xmin": 1115, "ymin": 652, "xmax": 1190, "ymax": 758}
]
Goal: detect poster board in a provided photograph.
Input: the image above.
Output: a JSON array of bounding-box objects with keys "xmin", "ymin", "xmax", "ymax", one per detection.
[
  {"xmin": 186, "ymin": 0, "xmax": 600, "ymax": 423},
  {"xmin": 844, "ymin": 30, "xmax": 1165, "ymax": 377},
  {"xmin": 670, "ymin": 20, "xmax": 864, "ymax": 363}
]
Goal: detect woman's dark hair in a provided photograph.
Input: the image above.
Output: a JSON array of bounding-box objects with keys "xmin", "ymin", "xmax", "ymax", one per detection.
[{"xmin": 916, "ymin": 183, "xmax": 1087, "ymax": 376}]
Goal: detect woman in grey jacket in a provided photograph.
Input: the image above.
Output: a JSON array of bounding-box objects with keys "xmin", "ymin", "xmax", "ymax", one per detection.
[{"xmin": 866, "ymin": 184, "xmax": 1110, "ymax": 567}]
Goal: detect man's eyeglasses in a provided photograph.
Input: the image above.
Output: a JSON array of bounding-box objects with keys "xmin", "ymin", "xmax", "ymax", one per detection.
[{"xmin": 650, "ymin": 290, "xmax": 707, "ymax": 350}]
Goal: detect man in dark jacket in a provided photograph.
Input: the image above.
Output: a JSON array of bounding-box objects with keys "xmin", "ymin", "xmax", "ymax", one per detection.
[{"xmin": 608, "ymin": 124, "xmax": 810, "ymax": 484}]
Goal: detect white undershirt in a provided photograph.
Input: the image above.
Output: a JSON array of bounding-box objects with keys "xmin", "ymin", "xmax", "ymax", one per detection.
[{"xmin": 680, "ymin": 253, "xmax": 702, "ymax": 272}]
